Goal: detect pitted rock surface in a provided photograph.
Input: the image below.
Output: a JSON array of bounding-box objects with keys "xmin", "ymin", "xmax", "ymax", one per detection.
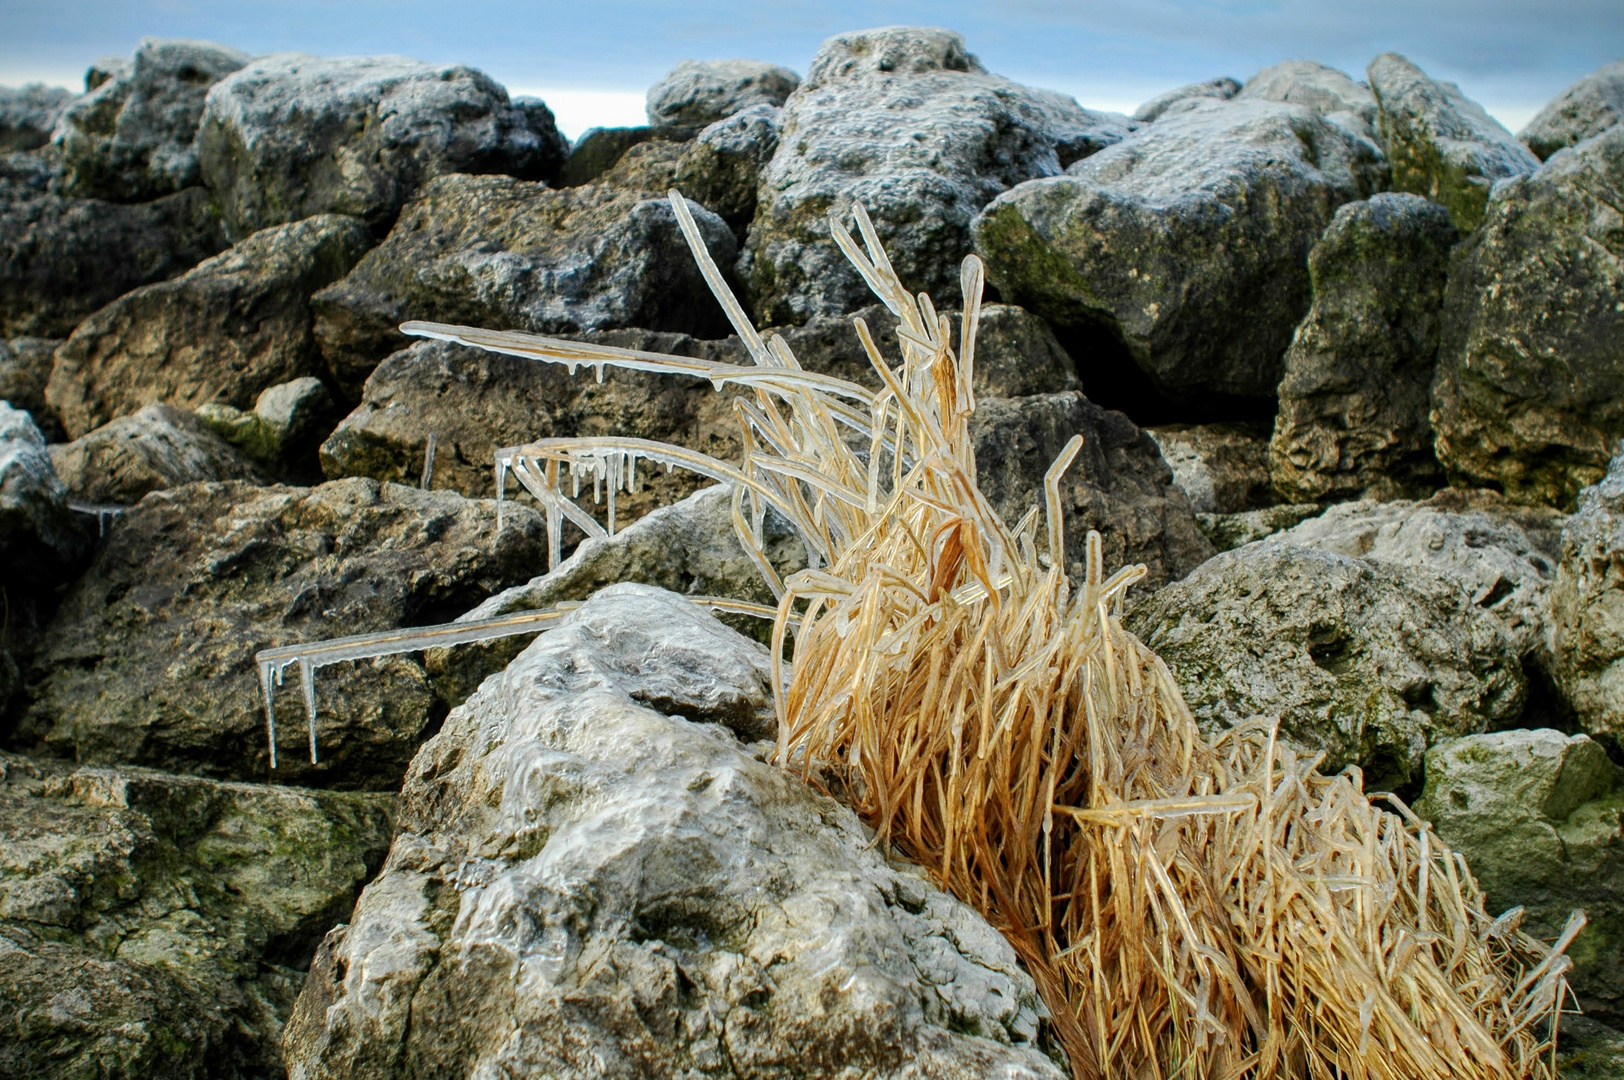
[
  {"xmin": 645, "ymin": 59, "xmax": 799, "ymax": 130},
  {"xmin": 1552, "ymin": 445, "xmax": 1624, "ymax": 746},
  {"xmin": 1519, "ymin": 58, "xmax": 1624, "ymax": 161},
  {"xmin": 48, "ymin": 403, "xmax": 262, "ymax": 505}
]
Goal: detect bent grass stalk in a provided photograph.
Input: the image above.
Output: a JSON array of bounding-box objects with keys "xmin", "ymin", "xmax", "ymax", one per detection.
[{"xmin": 258, "ymin": 190, "xmax": 1576, "ymax": 1079}]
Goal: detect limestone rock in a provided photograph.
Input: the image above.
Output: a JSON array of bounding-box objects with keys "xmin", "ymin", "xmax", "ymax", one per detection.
[
  {"xmin": 1368, "ymin": 53, "xmax": 1540, "ymax": 232},
  {"xmin": 1429, "ymin": 126, "xmax": 1624, "ymax": 509},
  {"xmin": 1416, "ymin": 730, "xmax": 1623, "ymax": 1022},
  {"xmin": 0, "ymin": 402, "xmax": 83, "ymax": 583},
  {"xmin": 1195, "ymin": 502, "xmax": 1325, "ymax": 553},
  {"xmin": 1269, "ymin": 193, "xmax": 1458, "ymax": 503},
  {"xmin": 283, "ymin": 584, "xmax": 1065, "ymax": 1080},
  {"xmin": 1552, "ymin": 446, "xmax": 1624, "ymax": 746},
  {"xmin": 198, "ymin": 53, "xmax": 568, "ymax": 237},
  {"xmin": 1125, "ymin": 542, "xmax": 1526, "ymax": 790},
  {"xmin": 0, "ymin": 750, "xmax": 394, "ymax": 1078},
  {"xmin": 1146, "ymin": 422, "xmax": 1273, "ymax": 515},
  {"xmin": 0, "ymin": 153, "xmax": 227, "ymax": 338},
  {"xmin": 742, "ymin": 26, "xmax": 1134, "ymax": 324},
  {"xmin": 0, "ymin": 83, "xmax": 72, "ymax": 153},
  {"xmin": 52, "ymin": 38, "xmax": 250, "ymax": 202},
  {"xmin": 0, "ymin": 336, "xmax": 63, "ymax": 440},
  {"xmin": 645, "ymin": 58, "xmax": 799, "ymax": 130},
  {"xmin": 1519, "ymin": 58, "xmax": 1624, "ymax": 161},
  {"xmin": 973, "ymin": 98, "xmax": 1383, "ymax": 407},
  {"xmin": 1131, "ymin": 76, "xmax": 1239, "ymax": 122},
  {"xmin": 670, "ymin": 103, "xmax": 780, "ymax": 234},
  {"xmin": 46, "ymin": 214, "xmax": 372, "ymax": 439},
  {"xmin": 1236, "ymin": 60, "xmax": 1377, "ymax": 134},
  {"xmin": 29, "ymin": 478, "xmax": 548, "ymax": 789},
  {"xmin": 197, "ymin": 375, "xmax": 338, "ymax": 480},
  {"xmin": 48, "ymin": 402, "xmax": 262, "ymax": 504},
  {"xmin": 555, "ymin": 126, "xmax": 677, "ymax": 188}
]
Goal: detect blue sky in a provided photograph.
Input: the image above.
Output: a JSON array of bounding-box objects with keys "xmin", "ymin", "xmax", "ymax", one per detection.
[{"xmin": 3, "ymin": 1, "xmax": 1619, "ymax": 138}]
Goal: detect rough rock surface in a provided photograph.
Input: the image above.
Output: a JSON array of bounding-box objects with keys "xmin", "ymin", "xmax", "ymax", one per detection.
[
  {"xmin": 197, "ymin": 376, "xmax": 338, "ymax": 480},
  {"xmin": 198, "ymin": 53, "xmax": 569, "ymax": 237},
  {"xmin": 670, "ymin": 104, "xmax": 781, "ymax": 234},
  {"xmin": 1195, "ymin": 502, "xmax": 1325, "ymax": 553},
  {"xmin": 555, "ymin": 126, "xmax": 677, "ymax": 188},
  {"xmin": 0, "ymin": 750, "xmax": 395, "ymax": 1079},
  {"xmin": 1146, "ymin": 422, "xmax": 1273, "ymax": 515},
  {"xmin": 1552, "ymin": 446, "xmax": 1624, "ymax": 746},
  {"xmin": 0, "ymin": 153, "xmax": 228, "ymax": 338},
  {"xmin": 46, "ymin": 214, "xmax": 372, "ymax": 439},
  {"xmin": 742, "ymin": 26, "xmax": 1134, "ymax": 324},
  {"xmin": 52, "ymin": 38, "xmax": 250, "ymax": 202},
  {"xmin": 0, "ymin": 403, "xmax": 83, "ymax": 582},
  {"xmin": 1131, "ymin": 76, "xmax": 1239, "ymax": 122},
  {"xmin": 1125, "ymin": 542, "xmax": 1526, "ymax": 790},
  {"xmin": 48, "ymin": 403, "xmax": 262, "ymax": 504},
  {"xmin": 1429, "ymin": 126, "xmax": 1624, "ymax": 509},
  {"xmin": 1558, "ymin": 1019, "xmax": 1624, "ymax": 1080},
  {"xmin": 970, "ymin": 391, "xmax": 1213, "ymax": 589},
  {"xmin": 973, "ymin": 97, "xmax": 1383, "ymax": 406},
  {"xmin": 1269, "ymin": 193, "xmax": 1458, "ymax": 502},
  {"xmin": 28, "ymin": 478, "xmax": 548, "ymax": 790},
  {"xmin": 1367, "ymin": 53, "xmax": 1541, "ymax": 232},
  {"xmin": 0, "ymin": 83, "xmax": 73, "ymax": 153},
  {"xmin": 1519, "ymin": 59, "xmax": 1624, "ymax": 161},
  {"xmin": 645, "ymin": 59, "xmax": 799, "ymax": 130},
  {"xmin": 1235, "ymin": 60, "xmax": 1378, "ymax": 134},
  {"xmin": 1415, "ymin": 730, "xmax": 1623, "ymax": 1022},
  {"xmin": 0, "ymin": 336, "xmax": 63, "ymax": 440},
  {"xmin": 283, "ymin": 584, "xmax": 1065, "ymax": 1080},
  {"xmin": 310, "ymin": 172, "xmax": 736, "ymax": 393}
]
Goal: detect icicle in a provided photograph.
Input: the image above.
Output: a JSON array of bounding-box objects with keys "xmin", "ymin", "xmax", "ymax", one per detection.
[
  {"xmin": 606, "ymin": 452, "xmax": 618, "ymax": 537},
  {"xmin": 628, "ymin": 450, "xmax": 639, "ymax": 493},
  {"xmin": 495, "ymin": 456, "xmax": 509, "ymax": 533},
  {"xmin": 299, "ymin": 655, "xmax": 319, "ymax": 764},
  {"xmin": 572, "ymin": 460, "xmax": 581, "ymax": 498},
  {"xmin": 545, "ymin": 458, "xmax": 562, "ymax": 570},
  {"xmin": 260, "ymin": 659, "xmax": 280, "ymax": 769},
  {"xmin": 594, "ymin": 361, "xmax": 606, "ymax": 384},
  {"xmin": 421, "ymin": 434, "xmax": 437, "ymax": 489}
]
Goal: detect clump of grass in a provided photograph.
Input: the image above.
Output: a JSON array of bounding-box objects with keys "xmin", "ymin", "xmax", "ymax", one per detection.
[{"xmin": 264, "ymin": 191, "xmax": 1577, "ymax": 1079}]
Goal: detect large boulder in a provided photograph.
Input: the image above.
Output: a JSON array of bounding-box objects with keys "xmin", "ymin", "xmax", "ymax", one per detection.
[
  {"xmin": 1146, "ymin": 422, "xmax": 1273, "ymax": 515},
  {"xmin": 1519, "ymin": 58, "xmax": 1624, "ymax": 161},
  {"xmin": 741, "ymin": 26, "xmax": 1134, "ymax": 324},
  {"xmin": 47, "ymin": 402, "xmax": 262, "ymax": 504},
  {"xmin": 669, "ymin": 103, "xmax": 781, "ymax": 235},
  {"xmin": 1268, "ymin": 193, "xmax": 1458, "ymax": 502},
  {"xmin": 0, "ymin": 153, "xmax": 227, "ymax": 338},
  {"xmin": 1415, "ymin": 730, "xmax": 1623, "ymax": 1023},
  {"xmin": 972, "ymin": 97, "xmax": 1384, "ymax": 407},
  {"xmin": 0, "ymin": 83, "xmax": 72, "ymax": 153},
  {"xmin": 0, "ymin": 751, "xmax": 395, "ymax": 1079},
  {"xmin": 1367, "ymin": 53, "xmax": 1540, "ymax": 232},
  {"xmin": 0, "ymin": 336, "xmax": 62, "ymax": 440},
  {"xmin": 283, "ymin": 584, "xmax": 1065, "ymax": 1079},
  {"xmin": 645, "ymin": 59, "xmax": 799, "ymax": 130},
  {"xmin": 46, "ymin": 213, "xmax": 372, "ymax": 438},
  {"xmin": 1131, "ymin": 76, "xmax": 1239, "ymax": 122},
  {"xmin": 28, "ymin": 478, "xmax": 548, "ymax": 790},
  {"xmin": 1235, "ymin": 60, "xmax": 1378, "ymax": 136},
  {"xmin": 196, "ymin": 375, "xmax": 339, "ymax": 481},
  {"xmin": 0, "ymin": 402, "xmax": 83, "ymax": 582},
  {"xmin": 198, "ymin": 53, "xmax": 569, "ymax": 238},
  {"xmin": 1125, "ymin": 542, "xmax": 1526, "ymax": 791},
  {"xmin": 1429, "ymin": 125, "xmax": 1624, "ymax": 509},
  {"xmin": 51, "ymin": 38, "xmax": 250, "ymax": 202},
  {"xmin": 1552, "ymin": 446, "xmax": 1624, "ymax": 746}
]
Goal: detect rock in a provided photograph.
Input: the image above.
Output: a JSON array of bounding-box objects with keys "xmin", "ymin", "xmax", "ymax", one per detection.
[
  {"xmin": 0, "ymin": 83, "xmax": 72, "ymax": 153},
  {"xmin": 1552, "ymin": 446, "xmax": 1624, "ymax": 747},
  {"xmin": 969, "ymin": 391, "xmax": 1213, "ymax": 589},
  {"xmin": 1131, "ymin": 76, "xmax": 1240, "ymax": 122},
  {"xmin": 0, "ymin": 402, "xmax": 84, "ymax": 583},
  {"xmin": 1268, "ymin": 193, "xmax": 1458, "ymax": 503},
  {"xmin": 741, "ymin": 26, "xmax": 1134, "ymax": 324},
  {"xmin": 555, "ymin": 126, "xmax": 677, "ymax": 188},
  {"xmin": 1195, "ymin": 502, "xmax": 1325, "ymax": 553},
  {"xmin": 52, "ymin": 38, "xmax": 250, "ymax": 202},
  {"xmin": 0, "ymin": 336, "xmax": 63, "ymax": 440},
  {"xmin": 972, "ymin": 98, "xmax": 1383, "ymax": 407},
  {"xmin": 1125, "ymin": 541, "xmax": 1526, "ymax": 790},
  {"xmin": 0, "ymin": 153, "xmax": 228, "ymax": 338},
  {"xmin": 0, "ymin": 750, "xmax": 394, "ymax": 1078},
  {"xmin": 1559, "ymin": 1018, "xmax": 1624, "ymax": 1080},
  {"xmin": 1236, "ymin": 60, "xmax": 1377, "ymax": 134},
  {"xmin": 1367, "ymin": 53, "xmax": 1541, "ymax": 232},
  {"xmin": 47, "ymin": 403, "xmax": 262, "ymax": 504},
  {"xmin": 1146, "ymin": 422, "xmax": 1273, "ymax": 515},
  {"xmin": 646, "ymin": 59, "xmax": 799, "ymax": 131},
  {"xmin": 310, "ymin": 174, "xmax": 735, "ymax": 393},
  {"xmin": 1519, "ymin": 59, "xmax": 1624, "ymax": 160},
  {"xmin": 197, "ymin": 375, "xmax": 338, "ymax": 479},
  {"xmin": 282, "ymin": 584, "xmax": 1065, "ymax": 1080},
  {"xmin": 28, "ymin": 478, "xmax": 548, "ymax": 789},
  {"xmin": 46, "ymin": 214, "xmax": 372, "ymax": 439},
  {"xmin": 197, "ymin": 53, "xmax": 569, "ymax": 238},
  {"xmin": 1415, "ymin": 730, "xmax": 1623, "ymax": 1022},
  {"xmin": 670, "ymin": 103, "xmax": 780, "ymax": 234},
  {"xmin": 1429, "ymin": 126, "xmax": 1624, "ymax": 509}
]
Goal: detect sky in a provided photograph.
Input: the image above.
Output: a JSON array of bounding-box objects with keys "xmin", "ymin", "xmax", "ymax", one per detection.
[{"xmin": 3, "ymin": 1, "xmax": 1620, "ymax": 139}]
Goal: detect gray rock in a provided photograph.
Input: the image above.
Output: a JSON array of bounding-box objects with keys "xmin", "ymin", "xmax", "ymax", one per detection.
[
  {"xmin": 48, "ymin": 402, "xmax": 262, "ymax": 504},
  {"xmin": 1236, "ymin": 60, "xmax": 1377, "ymax": 132},
  {"xmin": 0, "ymin": 336, "xmax": 63, "ymax": 440},
  {"xmin": 1131, "ymin": 76, "xmax": 1240, "ymax": 122},
  {"xmin": 46, "ymin": 214, "xmax": 372, "ymax": 439},
  {"xmin": 1195, "ymin": 502, "xmax": 1325, "ymax": 553},
  {"xmin": 1558, "ymin": 1018, "xmax": 1624, "ymax": 1079},
  {"xmin": 51, "ymin": 38, "xmax": 250, "ymax": 202},
  {"xmin": 283, "ymin": 584, "xmax": 1065, "ymax": 1080},
  {"xmin": 742, "ymin": 26, "xmax": 1134, "ymax": 324},
  {"xmin": 1430, "ymin": 126, "xmax": 1624, "ymax": 509},
  {"xmin": 198, "ymin": 53, "xmax": 569, "ymax": 237},
  {"xmin": 973, "ymin": 98, "xmax": 1383, "ymax": 406},
  {"xmin": 0, "ymin": 750, "xmax": 395, "ymax": 1079},
  {"xmin": 0, "ymin": 153, "xmax": 228, "ymax": 338},
  {"xmin": 1125, "ymin": 541, "xmax": 1526, "ymax": 790},
  {"xmin": 646, "ymin": 58, "xmax": 799, "ymax": 130},
  {"xmin": 29, "ymin": 478, "xmax": 548, "ymax": 789},
  {"xmin": 1519, "ymin": 58, "xmax": 1624, "ymax": 161},
  {"xmin": 1146, "ymin": 422, "xmax": 1273, "ymax": 515},
  {"xmin": 555, "ymin": 126, "xmax": 678, "ymax": 188},
  {"xmin": 197, "ymin": 376, "xmax": 338, "ymax": 480},
  {"xmin": 670, "ymin": 103, "xmax": 780, "ymax": 234},
  {"xmin": 1368, "ymin": 52, "xmax": 1541, "ymax": 232},
  {"xmin": 1415, "ymin": 730, "xmax": 1623, "ymax": 1023},
  {"xmin": 1552, "ymin": 446, "xmax": 1624, "ymax": 746},
  {"xmin": 0, "ymin": 84, "xmax": 73, "ymax": 153},
  {"xmin": 1268, "ymin": 193, "xmax": 1457, "ymax": 503},
  {"xmin": 0, "ymin": 402, "xmax": 83, "ymax": 582}
]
